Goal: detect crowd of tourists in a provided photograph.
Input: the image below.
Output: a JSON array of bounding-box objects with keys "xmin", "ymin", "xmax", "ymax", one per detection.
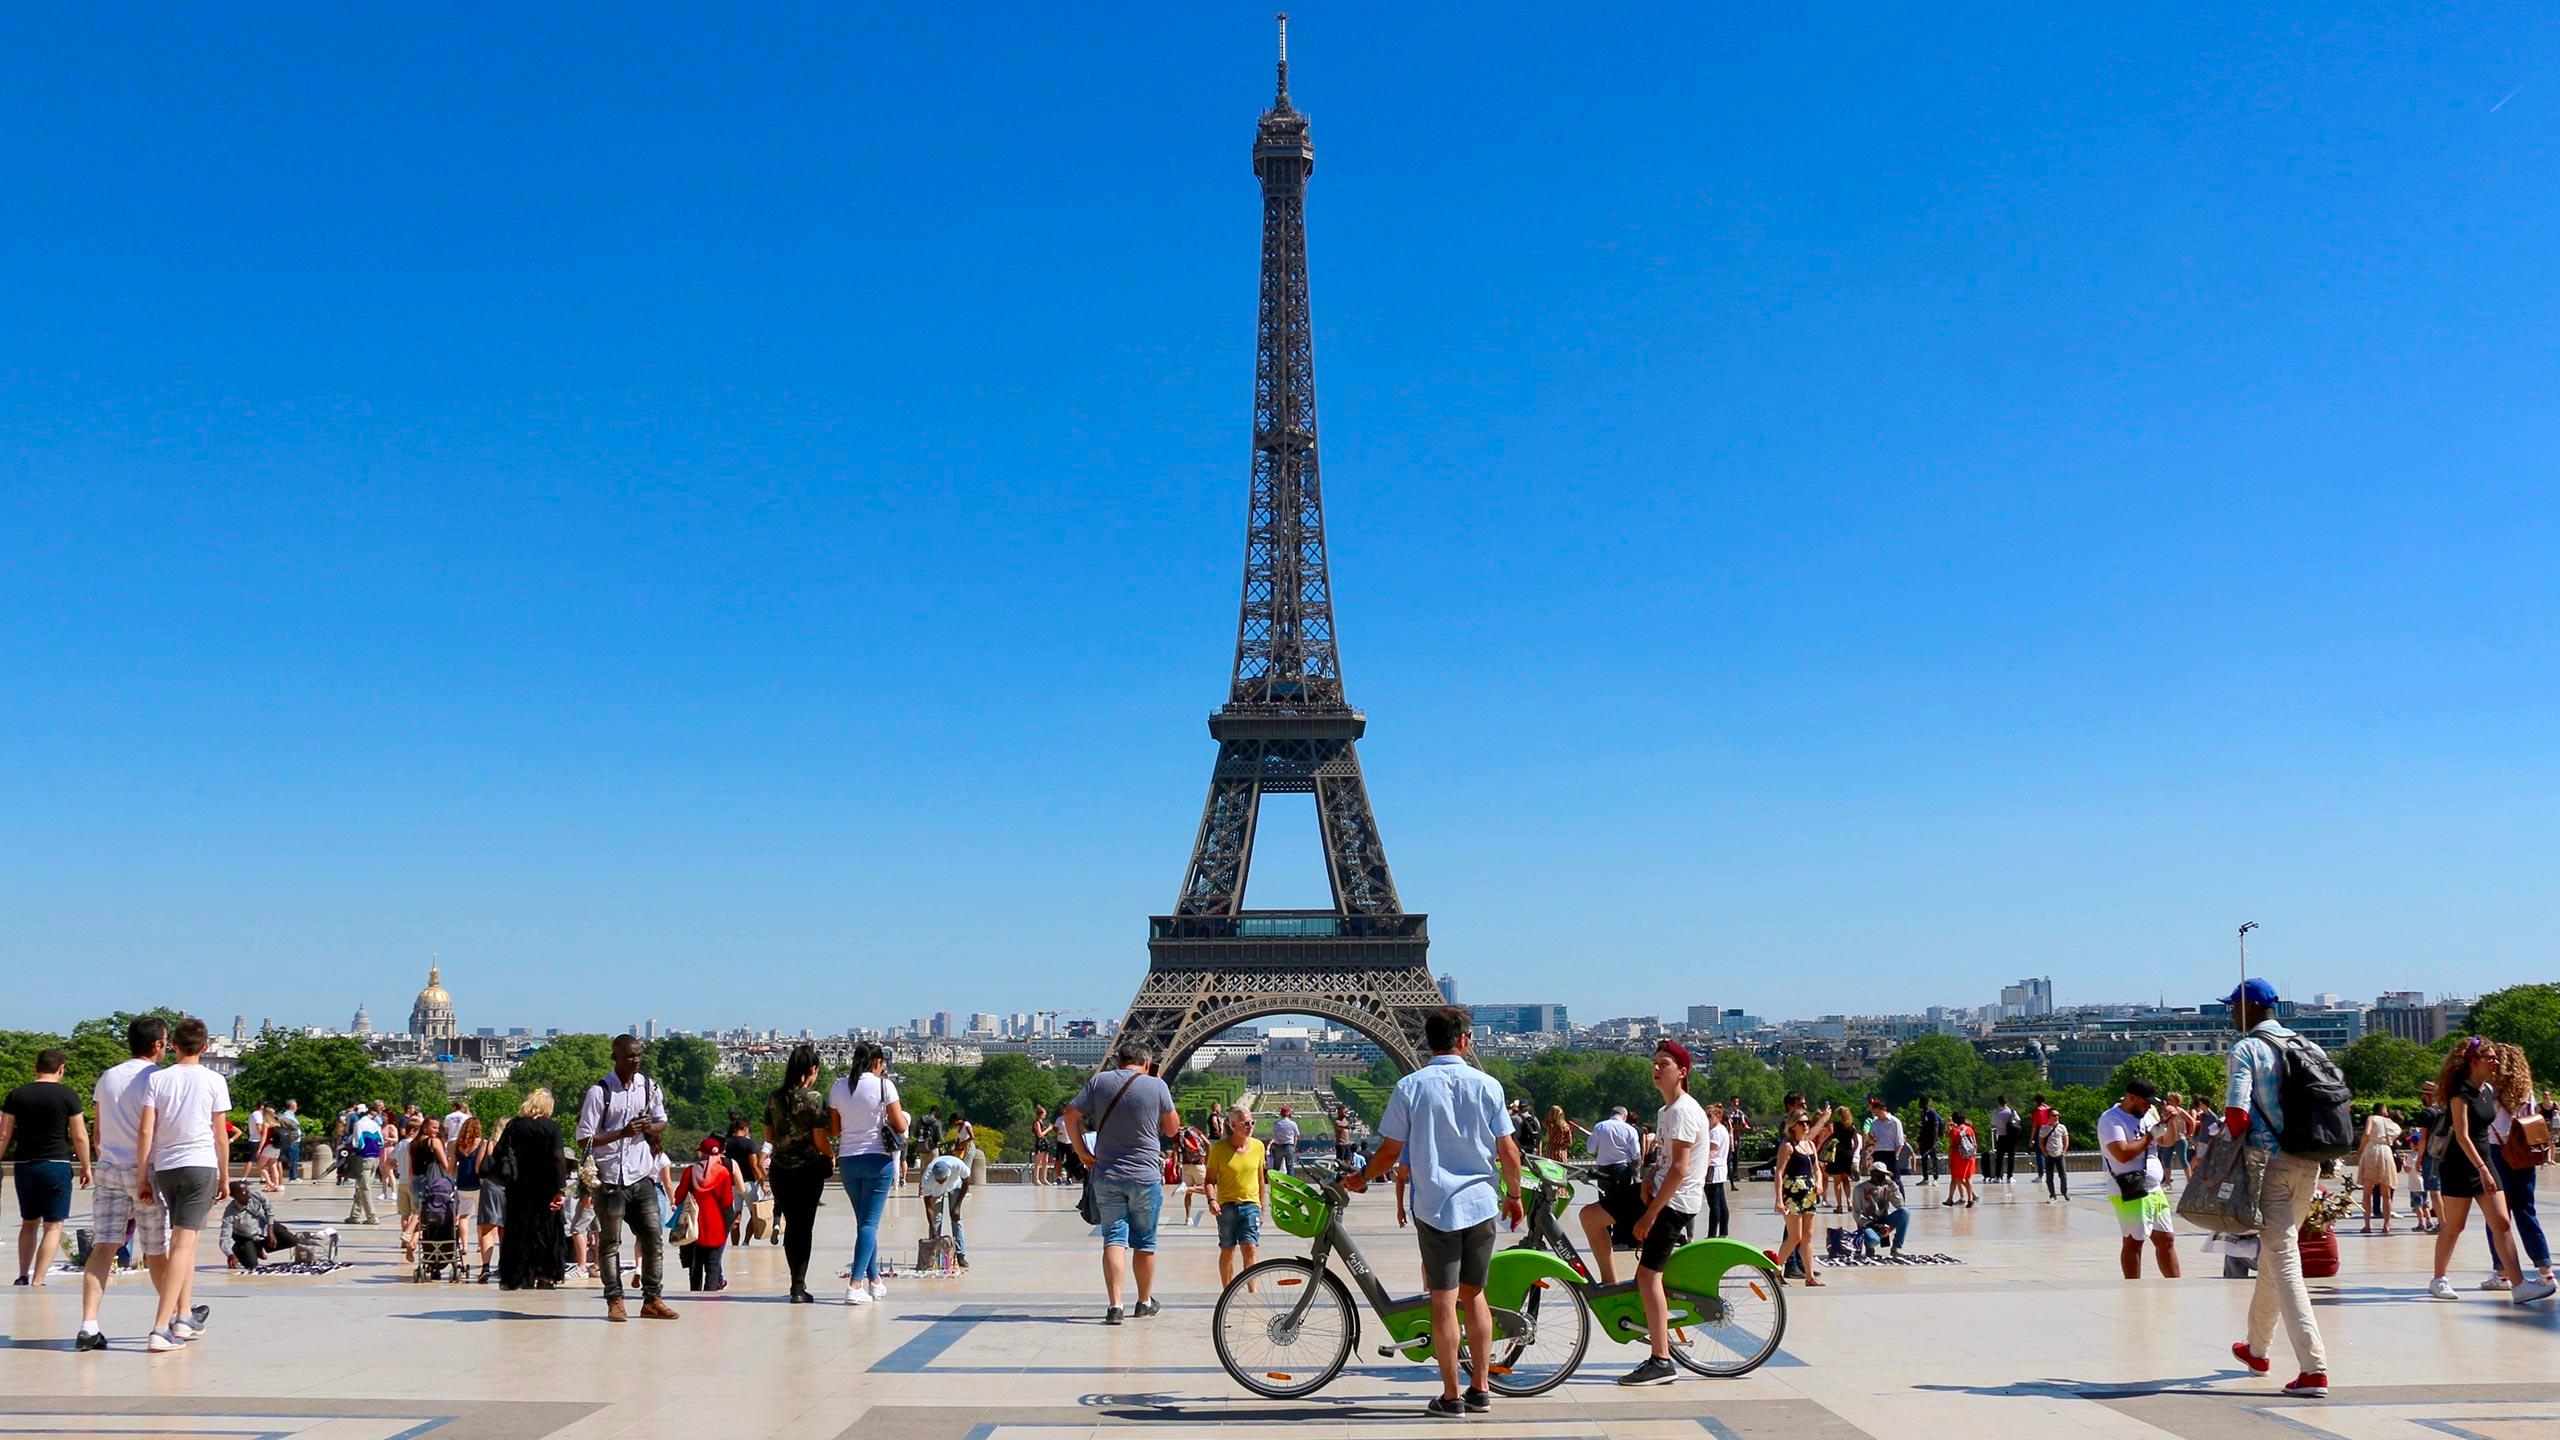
[{"xmin": 9, "ymin": 992, "xmax": 2559, "ymax": 1411}]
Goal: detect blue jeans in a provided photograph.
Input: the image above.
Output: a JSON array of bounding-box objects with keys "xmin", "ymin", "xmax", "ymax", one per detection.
[
  {"xmin": 1859, "ymin": 1206, "xmax": 1910, "ymax": 1252},
  {"xmin": 1094, "ymin": 1175, "xmax": 1163, "ymax": 1254},
  {"xmin": 837, "ymin": 1153, "xmax": 895, "ymax": 1282},
  {"xmin": 282, "ymin": 1142, "xmax": 302, "ymax": 1181},
  {"xmin": 2490, "ymin": 1145, "xmax": 2549, "ymax": 1271}
]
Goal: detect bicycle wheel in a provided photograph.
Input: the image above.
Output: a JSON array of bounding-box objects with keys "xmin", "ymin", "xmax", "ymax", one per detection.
[
  {"xmin": 1480, "ymin": 1274, "xmax": 1590, "ymax": 1397},
  {"xmin": 1213, "ymin": 1257, "xmax": 1358, "ymax": 1399},
  {"xmin": 1668, "ymin": 1266, "xmax": 1787, "ymax": 1377}
]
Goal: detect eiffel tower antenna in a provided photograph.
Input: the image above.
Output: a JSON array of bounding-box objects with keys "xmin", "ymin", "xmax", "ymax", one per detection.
[{"xmin": 1113, "ymin": 20, "xmax": 1441, "ymax": 1076}]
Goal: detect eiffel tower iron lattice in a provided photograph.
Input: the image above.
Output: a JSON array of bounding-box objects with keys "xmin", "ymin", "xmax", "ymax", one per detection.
[{"xmin": 1115, "ymin": 18, "xmax": 1438, "ymax": 1078}]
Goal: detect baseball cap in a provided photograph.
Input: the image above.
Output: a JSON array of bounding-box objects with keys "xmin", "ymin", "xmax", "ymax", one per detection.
[
  {"xmin": 1654, "ymin": 1039, "xmax": 1694, "ymax": 1071},
  {"xmin": 2216, "ymin": 978, "xmax": 2279, "ymax": 1007}
]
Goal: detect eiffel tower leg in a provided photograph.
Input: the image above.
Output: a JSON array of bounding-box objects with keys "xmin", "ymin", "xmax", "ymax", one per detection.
[
  {"xmin": 1175, "ymin": 751, "xmax": 1262, "ymax": 917},
  {"xmin": 1312, "ymin": 748, "xmax": 1401, "ymax": 916}
]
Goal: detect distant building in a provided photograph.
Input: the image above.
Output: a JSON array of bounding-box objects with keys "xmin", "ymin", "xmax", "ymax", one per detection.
[
  {"xmin": 2000, "ymin": 977, "xmax": 2056, "ymax": 1018},
  {"xmin": 1437, "ymin": 973, "xmax": 1459, "ymax": 1004},
  {"xmin": 231, "ymin": 1014, "xmax": 247, "ymax": 1043},
  {"xmin": 1475, "ymin": 1003, "xmax": 1568, "ymax": 1035},
  {"xmin": 1686, "ymin": 1004, "xmax": 1718, "ymax": 1033},
  {"xmin": 409, "ymin": 963, "xmax": 457, "ymax": 1048},
  {"xmin": 932, "ymin": 1011, "xmax": 955, "ymax": 1039},
  {"xmin": 352, "ymin": 1003, "xmax": 373, "ymax": 1036},
  {"xmin": 2373, "ymin": 994, "xmax": 2469, "ymax": 1047}
]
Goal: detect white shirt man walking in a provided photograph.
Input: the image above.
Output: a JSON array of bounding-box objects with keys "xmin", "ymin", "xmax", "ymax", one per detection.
[
  {"xmin": 1347, "ymin": 1008, "xmax": 1526, "ymax": 1421},
  {"xmin": 133, "ymin": 1018, "xmax": 231, "ymax": 1353},
  {"xmin": 76, "ymin": 1018, "xmax": 170, "ymax": 1351}
]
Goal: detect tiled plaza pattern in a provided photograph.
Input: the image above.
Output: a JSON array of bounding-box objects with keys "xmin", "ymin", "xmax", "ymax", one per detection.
[{"xmin": 5, "ymin": 1171, "xmax": 2554, "ymax": 1439}]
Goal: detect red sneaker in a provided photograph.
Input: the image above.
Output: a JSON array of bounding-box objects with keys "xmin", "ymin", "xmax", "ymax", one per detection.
[
  {"xmin": 2230, "ymin": 1342, "xmax": 2269, "ymax": 1374},
  {"xmin": 2282, "ymin": 1373, "xmax": 2329, "ymax": 1398}
]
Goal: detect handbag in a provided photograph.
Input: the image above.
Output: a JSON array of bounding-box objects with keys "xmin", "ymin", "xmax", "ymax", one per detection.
[
  {"xmin": 2503, "ymin": 1112, "xmax": 2551, "ymax": 1170},
  {"xmin": 2176, "ymin": 1131, "xmax": 2267, "ymax": 1236},
  {"xmin": 486, "ymin": 1138, "xmax": 520, "ymax": 1188},
  {"xmin": 1076, "ymin": 1069, "xmax": 1147, "ymax": 1226}
]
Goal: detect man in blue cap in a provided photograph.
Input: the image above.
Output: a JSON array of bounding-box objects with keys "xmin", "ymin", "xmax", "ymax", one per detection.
[{"xmin": 2217, "ymin": 978, "xmax": 2329, "ymax": 1399}]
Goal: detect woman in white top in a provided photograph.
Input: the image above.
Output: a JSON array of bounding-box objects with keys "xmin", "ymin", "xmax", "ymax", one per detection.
[
  {"xmin": 1702, "ymin": 1101, "xmax": 1733, "ymax": 1238},
  {"xmin": 825, "ymin": 1041, "xmax": 909, "ymax": 1306}
]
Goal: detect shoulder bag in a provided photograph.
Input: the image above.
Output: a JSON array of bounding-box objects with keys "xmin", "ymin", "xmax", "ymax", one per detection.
[{"xmin": 1076, "ymin": 1070, "xmax": 1146, "ymax": 1226}]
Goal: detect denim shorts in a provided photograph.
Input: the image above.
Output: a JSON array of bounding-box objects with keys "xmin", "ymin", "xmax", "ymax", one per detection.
[
  {"xmin": 1216, "ymin": 1200, "xmax": 1262, "ymax": 1250},
  {"xmin": 1094, "ymin": 1175, "xmax": 1163, "ymax": 1253}
]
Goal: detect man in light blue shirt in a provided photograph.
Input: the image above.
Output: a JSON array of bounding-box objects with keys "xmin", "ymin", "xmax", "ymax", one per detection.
[
  {"xmin": 1348, "ymin": 1008, "xmax": 1524, "ymax": 1420},
  {"xmin": 2217, "ymin": 978, "xmax": 2328, "ymax": 1397}
]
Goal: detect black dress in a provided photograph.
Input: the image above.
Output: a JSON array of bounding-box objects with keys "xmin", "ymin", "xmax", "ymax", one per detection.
[{"xmin": 495, "ymin": 1115, "xmax": 568, "ymax": 1288}]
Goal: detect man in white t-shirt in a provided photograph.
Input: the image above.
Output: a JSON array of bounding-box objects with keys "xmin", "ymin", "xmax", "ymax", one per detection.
[
  {"xmin": 442, "ymin": 1103, "xmax": 470, "ymax": 1146},
  {"xmin": 134, "ymin": 1018, "xmax": 232, "ymax": 1353},
  {"xmin": 76, "ymin": 1017, "xmax": 171, "ymax": 1352},
  {"xmin": 1619, "ymin": 1039, "xmax": 1708, "ymax": 1388},
  {"xmin": 2098, "ymin": 1078, "xmax": 2180, "ymax": 1280}
]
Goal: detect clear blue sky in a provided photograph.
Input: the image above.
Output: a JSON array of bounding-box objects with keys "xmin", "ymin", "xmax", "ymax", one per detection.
[{"xmin": 5, "ymin": 4, "xmax": 2554, "ymax": 1033}]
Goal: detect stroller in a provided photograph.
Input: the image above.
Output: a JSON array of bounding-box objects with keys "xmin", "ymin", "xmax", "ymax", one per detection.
[{"xmin": 412, "ymin": 1170, "xmax": 465, "ymax": 1283}]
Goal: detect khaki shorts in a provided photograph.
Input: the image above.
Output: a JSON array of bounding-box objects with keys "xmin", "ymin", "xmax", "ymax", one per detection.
[
  {"xmin": 1179, "ymin": 1164, "xmax": 1208, "ymax": 1190},
  {"xmin": 90, "ymin": 1163, "xmax": 171, "ymax": 1258},
  {"xmin": 397, "ymin": 1182, "xmax": 418, "ymax": 1220}
]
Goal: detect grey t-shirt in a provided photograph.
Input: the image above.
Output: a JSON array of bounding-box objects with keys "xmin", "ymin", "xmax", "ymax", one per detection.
[{"xmin": 1069, "ymin": 1067, "xmax": 1175, "ymax": 1185}]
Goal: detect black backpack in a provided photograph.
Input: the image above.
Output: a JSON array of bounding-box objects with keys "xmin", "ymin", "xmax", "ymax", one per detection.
[{"xmin": 2273, "ymin": 1033, "xmax": 2356, "ymax": 1161}]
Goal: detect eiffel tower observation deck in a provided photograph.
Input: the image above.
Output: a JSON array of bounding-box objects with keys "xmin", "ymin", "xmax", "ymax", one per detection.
[{"xmin": 1119, "ymin": 16, "xmax": 1440, "ymax": 1075}]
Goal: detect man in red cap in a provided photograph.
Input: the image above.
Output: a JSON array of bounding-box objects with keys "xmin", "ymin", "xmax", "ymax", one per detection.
[{"xmin": 1617, "ymin": 1038, "xmax": 1707, "ymax": 1387}]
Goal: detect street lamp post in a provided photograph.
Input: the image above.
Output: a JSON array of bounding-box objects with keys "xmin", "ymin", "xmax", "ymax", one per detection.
[{"xmin": 2236, "ymin": 921, "xmax": 2260, "ymax": 1030}]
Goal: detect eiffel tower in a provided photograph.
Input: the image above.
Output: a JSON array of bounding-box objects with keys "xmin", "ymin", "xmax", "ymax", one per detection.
[{"xmin": 1114, "ymin": 17, "xmax": 1442, "ymax": 1079}]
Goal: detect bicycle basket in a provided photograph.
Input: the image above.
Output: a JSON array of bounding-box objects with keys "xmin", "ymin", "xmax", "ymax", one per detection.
[
  {"xmin": 1266, "ymin": 1173, "xmax": 1330, "ymax": 1239},
  {"xmin": 1520, "ymin": 1156, "xmax": 1574, "ymax": 1216}
]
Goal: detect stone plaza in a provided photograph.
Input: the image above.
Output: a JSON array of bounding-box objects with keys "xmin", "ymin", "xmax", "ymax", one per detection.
[{"xmin": 5, "ymin": 1170, "xmax": 2554, "ymax": 1440}]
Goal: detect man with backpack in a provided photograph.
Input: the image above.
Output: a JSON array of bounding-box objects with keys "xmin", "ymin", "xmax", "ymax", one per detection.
[{"xmin": 2218, "ymin": 979, "xmax": 2337, "ymax": 1399}]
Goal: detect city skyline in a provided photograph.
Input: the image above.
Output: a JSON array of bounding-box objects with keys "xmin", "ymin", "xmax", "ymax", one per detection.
[{"xmin": 8, "ymin": 7, "xmax": 2556, "ymax": 1029}]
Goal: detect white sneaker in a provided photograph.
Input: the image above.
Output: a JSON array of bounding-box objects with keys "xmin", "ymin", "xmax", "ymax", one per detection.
[
  {"xmin": 146, "ymin": 1329, "xmax": 181, "ymax": 1352},
  {"xmin": 2427, "ymin": 1276, "xmax": 2460, "ymax": 1301},
  {"xmin": 2512, "ymin": 1276, "xmax": 2557, "ymax": 1304},
  {"xmin": 170, "ymin": 1321, "xmax": 202, "ymax": 1342},
  {"xmin": 845, "ymin": 1284, "xmax": 871, "ymax": 1306},
  {"xmin": 867, "ymin": 1278, "xmax": 888, "ymax": 1301},
  {"xmin": 2481, "ymin": 1276, "xmax": 2513, "ymax": 1292}
]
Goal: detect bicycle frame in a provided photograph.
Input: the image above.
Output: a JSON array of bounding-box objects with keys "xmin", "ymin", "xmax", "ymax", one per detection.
[
  {"xmin": 1507, "ymin": 1158, "xmax": 1780, "ymax": 1350},
  {"xmin": 1272, "ymin": 1174, "xmax": 1571, "ymax": 1363}
]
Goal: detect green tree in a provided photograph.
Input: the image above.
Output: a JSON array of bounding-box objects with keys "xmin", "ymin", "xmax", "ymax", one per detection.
[
  {"xmin": 1698, "ymin": 1048, "xmax": 1781, "ymax": 1120},
  {"xmin": 2337, "ymin": 1033, "xmax": 2436, "ymax": 1098},
  {"xmin": 956, "ymin": 1054, "xmax": 1060, "ymax": 1135},
  {"xmin": 234, "ymin": 1032, "xmax": 382, "ymax": 1118},
  {"xmin": 379, "ymin": 1067, "xmax": 452, "ymax": 1111},
  {"xmin": 2470, "ymin": 983, "xmax": 2560, "ymax": 1084},
  {"xmin": 1589, "ymin": 1054, "xmax": 1657, "ymax": 1121},
  {"xmin": 467, "ymin": 1085, "xmax": 529, "ymax": 1122},
  {"xmin": 1777, "ymin": 1057, "xmax": 1851, "ymax": 1115},
  {"xmin": 510, "ymin": 1035, "xmax": 617, "ymax": 1110},
  {"xmin": 1516, "ymin": 1051, "xmax": 1600, "ymax": 1124},
  {"xmin": 2104, "ymin": 1052, "xmax": 2225, "ymax": 1105},
  {"xmin": 1877, "ymin": 1034, "xmax": 1986, "ymax": 1110}
]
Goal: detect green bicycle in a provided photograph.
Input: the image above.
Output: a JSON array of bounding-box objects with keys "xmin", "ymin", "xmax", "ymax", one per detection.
[
  {"xmin": 1211, "ymin": 1160, "xmax": 1785, "ymax": 1399},
  {"xmin": 1210, "ymin": 1167, "xmax": 1591, "ymax": 1399}
]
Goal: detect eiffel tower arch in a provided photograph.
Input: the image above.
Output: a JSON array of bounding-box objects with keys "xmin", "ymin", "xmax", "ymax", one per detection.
[{"xmin": 1115, "ymin": 18, "xmax": 1442, "ymax": 1080}]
